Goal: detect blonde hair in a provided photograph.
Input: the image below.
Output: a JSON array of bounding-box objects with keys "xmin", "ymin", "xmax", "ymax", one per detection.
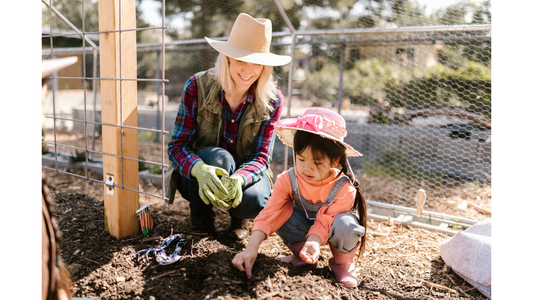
[{"xmin": 214, "ymin": 53, "xmax": 278, "ymax": 111}]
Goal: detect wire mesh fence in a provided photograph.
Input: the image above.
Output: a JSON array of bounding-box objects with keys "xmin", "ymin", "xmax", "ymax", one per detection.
[{"xmin": 41, "ymin": 0, "xmax": 491, "ymax": 204}]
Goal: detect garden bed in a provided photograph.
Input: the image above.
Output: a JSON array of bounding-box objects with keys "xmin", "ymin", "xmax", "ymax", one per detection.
[{"xmin": 43, "ymin": 129, "xmax": 490, "ymax": 299}]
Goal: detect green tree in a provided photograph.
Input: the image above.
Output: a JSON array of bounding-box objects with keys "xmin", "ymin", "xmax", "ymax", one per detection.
[
  {"xmin": 430, "ymin": 0, "xmax": 491, "ymax": 26},
  {"xmin": 42, "ymin": 0, "xmax": 100, "ymax": 32},
  {"xmin": 42, "ymin": 0, "xmax": 150, "ymax": 44},
  {"xmin": 330, "ymin": 0, "xmax": 439, "ymax": 29},
  {"xmin": 385, "ymin": 0, "xmax": 438, "ymax": 27},
  {"xmin": 161, "ymin": 0, "xmax": 243, "ymax": 70},
  {"xmin": 385, "ymin": 62, "xmax": 491, "ymax": 119},
  {"xmin": 471, "ymin": 0, "xmax": 491, "ymax": 24},
  {"xmin": 306, "ymin": 58, "xmax": 416, "ymax": 105},
  {"xmin": 432, "ymin": 0, "xmax": 473, "ymax": 25}
]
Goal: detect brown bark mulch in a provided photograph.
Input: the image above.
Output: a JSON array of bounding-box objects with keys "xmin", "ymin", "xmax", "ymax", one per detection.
[
  {"xmin": 44, "ymin": 166, "xmax": 489, "ymax": 300},
  {"xmin": 42, "ymin": 129, "xmax": 491, "ymax": 299}
]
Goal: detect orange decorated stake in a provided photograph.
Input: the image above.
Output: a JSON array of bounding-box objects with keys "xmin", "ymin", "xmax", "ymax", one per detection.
[{"xmin": 135, "ymin": 204, "xmax": 153, "ymax": 236}]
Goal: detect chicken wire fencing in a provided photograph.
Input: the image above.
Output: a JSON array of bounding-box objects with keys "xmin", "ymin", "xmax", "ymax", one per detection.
[{"xmin": 42, "ymin": 0, "xmax": 491, "ymax": 204}]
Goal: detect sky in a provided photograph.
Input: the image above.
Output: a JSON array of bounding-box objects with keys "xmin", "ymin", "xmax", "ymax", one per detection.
[{"xmin": 139, "ymin": 0, "xmax": 490, "ymax": 29}]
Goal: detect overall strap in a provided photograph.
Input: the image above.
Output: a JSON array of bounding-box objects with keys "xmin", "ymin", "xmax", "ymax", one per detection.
[
  {"xmin": 288, "ymin": 167, "xmax": 317, "ymax": 219},
  {"xmin": 288, "ymin": 167, "xmax": 299, "ymax": 200},
  {"xmin": 289, "ymin": 168, "xmax": 351, "ymax": 207},
  {"xmin": 288, "ymin": 168, "xmax": 352, "ymax": 220},
  {"xmin": 325, "ymin": 174, "xmax": 351, "ymax": 206}
]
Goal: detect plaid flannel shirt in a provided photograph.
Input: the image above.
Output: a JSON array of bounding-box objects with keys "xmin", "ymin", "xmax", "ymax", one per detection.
[{"xmin": 168, "ymin": 75, "xmax": 283, "ymax": 186}]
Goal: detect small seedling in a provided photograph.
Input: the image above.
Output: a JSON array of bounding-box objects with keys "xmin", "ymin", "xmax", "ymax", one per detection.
[
  {"xmin": 69, "ymin": 151, "xmax": 86, "ymax": 163},
  {"xmin": 148, "ymin": 165, "xmax": 162, "ymax": 174},
  {"xmin": 138, "ymin": 155, "xmax": 147, "ymax": 171},
  {"xmin": 448, "ymin": 218, "xmax": 464, "ymax": 230}
]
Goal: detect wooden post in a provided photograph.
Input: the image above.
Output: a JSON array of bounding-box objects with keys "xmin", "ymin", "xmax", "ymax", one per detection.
[{"xmin": 98, "ymin": 0, "xmax": 139, "ymax": 239}]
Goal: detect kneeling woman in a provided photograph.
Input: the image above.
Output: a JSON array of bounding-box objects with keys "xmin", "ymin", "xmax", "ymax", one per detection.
[{"xmin": 166, "ymin": 13, "xmax": 291, "ymax": 240}]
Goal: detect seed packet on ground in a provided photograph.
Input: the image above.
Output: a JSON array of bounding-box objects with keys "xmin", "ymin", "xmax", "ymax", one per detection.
[{"xmin": 136, "ymin": 204, "xmax": 153, "ymax": 236}]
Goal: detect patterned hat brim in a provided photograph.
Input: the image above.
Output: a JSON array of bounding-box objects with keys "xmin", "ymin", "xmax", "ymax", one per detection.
[{"xmin": 275, "ymin": 126, "xmax": 362, "ymax": 157}]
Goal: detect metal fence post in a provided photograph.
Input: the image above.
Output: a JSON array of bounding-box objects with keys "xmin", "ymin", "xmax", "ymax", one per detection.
[
  {"xmin": 273, "ymin": 0, "xmax": 297, "ymax": 170},
  {"xmin": 337, "ymin": 43, "xmax": 346, "ymax": 114},
  {"xmin": 156, "ymin": 50, "xmax": 161, "ymax": 143}
]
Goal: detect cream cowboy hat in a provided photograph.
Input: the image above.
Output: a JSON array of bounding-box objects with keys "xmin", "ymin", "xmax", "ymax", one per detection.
[
  {"xmin": 42, "ymin": 56, "xmax": 78, "ymax": 79},
  {"xmin": 274, "ymin": 107, "xmax": 362, "ymax": 157},
  {"xmin": 205, "ymin": 13, "xmax": 291, "ymax": 66}
]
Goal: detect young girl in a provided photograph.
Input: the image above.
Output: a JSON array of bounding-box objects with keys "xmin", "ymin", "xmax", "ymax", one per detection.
[{"xmin": 232, "ymin": 107, "xmax": 367, "ymax": 288}]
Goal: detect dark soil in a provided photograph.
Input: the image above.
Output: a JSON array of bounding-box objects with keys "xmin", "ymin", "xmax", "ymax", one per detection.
[{"xmin": 45, "ymin": 167, "xmax": 489, "ymax": 300}]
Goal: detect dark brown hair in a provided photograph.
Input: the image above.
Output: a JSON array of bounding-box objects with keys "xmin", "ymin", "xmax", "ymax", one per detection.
[{"xmin": 293, "ymin": 130, "xmax": 367, "ymax": 261}]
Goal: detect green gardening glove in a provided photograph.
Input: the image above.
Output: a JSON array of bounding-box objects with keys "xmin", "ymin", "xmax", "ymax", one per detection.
[
  {"xmin": 190, "ymin": 161, "xmax": 229, "ymax": 206},
  {"xmin": 221, "ymin": 174, "xmax": 245, "ymax": 208}
]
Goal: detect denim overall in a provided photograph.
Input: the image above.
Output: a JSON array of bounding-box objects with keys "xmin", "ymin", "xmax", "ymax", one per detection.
[{"xmin": 276, "ymin": 168, "xmax": 365, "ymax": 253}]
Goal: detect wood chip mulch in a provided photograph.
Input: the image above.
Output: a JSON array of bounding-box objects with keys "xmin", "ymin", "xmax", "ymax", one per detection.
[{"xmin": 43, "ymin": 130, "xmax": 491, "ymax": 299}]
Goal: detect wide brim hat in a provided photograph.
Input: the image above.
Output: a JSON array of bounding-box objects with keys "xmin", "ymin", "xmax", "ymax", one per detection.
[
  {"xmin": 42, "ymin": 56, "xmax": 78, "ymax": 79},
  {"xmin": 205, "ymin": 13, "xmax": 291, "ymax": 67},
  {"xmin": 274, "ymin": 107, "xmax": 362, "ymax": 157}
]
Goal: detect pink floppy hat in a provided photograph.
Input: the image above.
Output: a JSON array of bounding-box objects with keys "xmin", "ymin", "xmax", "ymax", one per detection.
[{"xmin": 274, "ymin": 107, "xmax": 362, "ymax": 157}]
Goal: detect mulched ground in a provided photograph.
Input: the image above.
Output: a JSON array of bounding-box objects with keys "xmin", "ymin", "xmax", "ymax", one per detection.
[{"xmin": 45, "ymin": 165, "xmax": 489, "ymax": 300}]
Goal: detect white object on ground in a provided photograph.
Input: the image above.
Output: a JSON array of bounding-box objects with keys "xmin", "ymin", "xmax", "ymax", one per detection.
[{"xmin": 440, "ymin": 218, "xmax": 491, "ymax": 298}]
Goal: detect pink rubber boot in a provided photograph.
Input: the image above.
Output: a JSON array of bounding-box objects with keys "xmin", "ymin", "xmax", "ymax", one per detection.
[
  {"xmin": 328, "ymin": 244, "xmax": 360, "ymax": 287},
  {"xmin": 277, "ymin": 241, "xmax": 317, "ymax": 269}
]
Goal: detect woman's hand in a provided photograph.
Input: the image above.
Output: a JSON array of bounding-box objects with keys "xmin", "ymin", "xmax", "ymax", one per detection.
[
  {"xmin": 190, "ymin": 161, "xmax": 229, "ymax": 205},
  {"xmin": 221, "ymin": 175, "xmax": 244, "ymax": 208},
  {"xmin": 299, "ymin": 235, "xmax": 321, "ymax": 264}
]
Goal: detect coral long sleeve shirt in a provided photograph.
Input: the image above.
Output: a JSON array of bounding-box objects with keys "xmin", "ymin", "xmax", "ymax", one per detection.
[{"xmin": 252, "ymin": 168, "xmax": 357, "ymax": 245}]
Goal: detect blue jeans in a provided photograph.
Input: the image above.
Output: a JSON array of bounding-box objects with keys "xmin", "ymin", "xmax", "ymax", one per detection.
[
  {"xmin": 176, "ymin": 147, "xmax": 271, "ymax": 220},
  {"xmin": 276, "ymin": 209, "xmax": 365, "ymax": 253}
]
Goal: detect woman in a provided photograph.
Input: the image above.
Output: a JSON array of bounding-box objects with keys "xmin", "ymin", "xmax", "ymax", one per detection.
[{"xmin": 166, "ymin": 13, "xmax": 291, "ymax": 240}]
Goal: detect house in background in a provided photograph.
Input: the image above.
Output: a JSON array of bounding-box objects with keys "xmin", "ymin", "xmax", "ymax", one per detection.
[{"xmin": 346, "ymin": 32, "xmax": 443, "ymax": 71}]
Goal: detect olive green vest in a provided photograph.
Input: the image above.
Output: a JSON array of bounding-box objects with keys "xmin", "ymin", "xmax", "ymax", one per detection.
[{"xmin": 192, "ymin": 69, "xmax": 275, "ymax": 187}]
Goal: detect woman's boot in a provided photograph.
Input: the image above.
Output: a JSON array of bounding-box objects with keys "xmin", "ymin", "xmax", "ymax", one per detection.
[
  {"xmin": 328, "ymin": 244, "xmax": 360, "ymax": 287},
  {"xmin": 229, "ymin": 216, "xmax": 250, "ymax": 240},
  {"xmin": 277, "ymin": 241, "xmax": 317, "ymax": 269},
  {"xmin": 189, "ymin": 210, "xmax": 217, "ymax": 237}
]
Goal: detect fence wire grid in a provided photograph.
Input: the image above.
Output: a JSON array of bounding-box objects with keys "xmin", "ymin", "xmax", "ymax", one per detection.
[{"xmin": 41, "ymin": 0, "xmax": 491, "ymax": 205}]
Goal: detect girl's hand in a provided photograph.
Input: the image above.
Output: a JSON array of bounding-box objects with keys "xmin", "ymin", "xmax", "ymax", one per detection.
[
  {"xmin": 232, "ymin": 249, "xmax": 258, "ymax": 279},
  {"xmin": 232, "ymin": 229, "xmax": 266, "ymax": 279},
  {"xmin": 299, "ymin": 237, "xmax": 321, "ymax": 264}
]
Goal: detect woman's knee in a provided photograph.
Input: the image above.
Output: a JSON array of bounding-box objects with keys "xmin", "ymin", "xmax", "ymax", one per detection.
[
  {"xmin": 231, "ymin": 201, "xmax": 264, "ymax": 219},
  {"xmin": 230, "ymin": 178, "xmax": 270, "ymax": 219},
  {"xmin": 196, "ymin": 147, "xmax": 236, "ymax": 172},
  {"xmin": 230, "ymin": 191, "xmax": 270, "ymax": 219}
]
